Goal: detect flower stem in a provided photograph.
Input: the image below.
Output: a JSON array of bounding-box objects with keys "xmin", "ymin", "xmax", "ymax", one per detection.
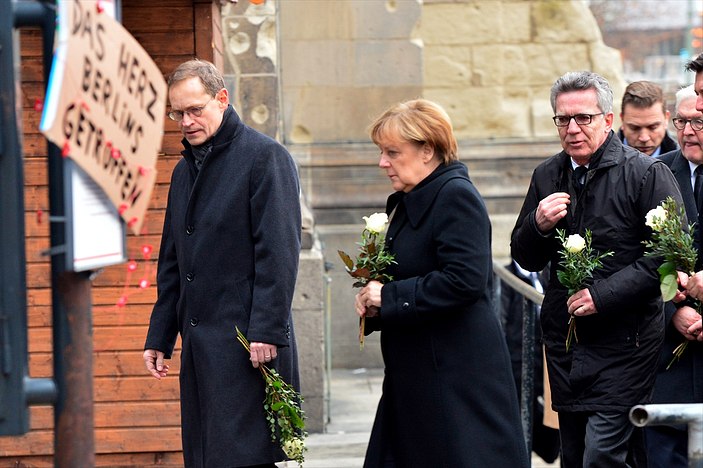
[{"xmin": 359, "ymin": 317, "xmax": 365, "ymax": 350}]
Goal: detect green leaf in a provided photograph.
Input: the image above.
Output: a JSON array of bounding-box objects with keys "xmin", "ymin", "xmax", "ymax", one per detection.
[
  {"xmin": 657, "ymin": 261, "xmax": 675, "ymax": 277},
  {"xmin": 271, "ymin": 401, "xmax": 284, "ymax": 411},
  {"xmin": 660, "ymin": 271, "xmax": 678, "ymax": 302}
]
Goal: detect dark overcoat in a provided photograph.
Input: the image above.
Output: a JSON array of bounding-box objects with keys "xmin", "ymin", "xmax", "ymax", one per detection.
[
  {"xmin": 654, "ymin": 150, "xmax": 703, "ymax": 403},
  {"xmin": 511, "ymin": 132, "xmax": 683, "ymax": 412},
  {"xmin": 145, "ymin": 106, "xmax": 301, "ymax": 468},
  {"xmin": 364, "ymin": 162, "xmax": 529, "ymax": 468}
]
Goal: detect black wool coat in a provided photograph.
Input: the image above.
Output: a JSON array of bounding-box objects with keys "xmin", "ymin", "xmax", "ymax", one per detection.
[
  {"xmin": 511, "ymin": 132, "xmax": 683, "ymax": 412},
  {"xmin": 364, "ymin": 162, "xmax": 529, "ymax": 468},
  {"xmin": 654, "ymin": 150, "xmax": 703, "ymax": 405},
  {"xmin": 144, "ymin": 106, "xmax": 302, "ymax": 468}
]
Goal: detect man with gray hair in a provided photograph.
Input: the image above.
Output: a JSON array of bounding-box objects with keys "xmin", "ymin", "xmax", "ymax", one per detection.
[
  {"xmin": 651, "ymin": 84, "xmax": 703, "ymax": 468},
  {"xmin": 511, "ymin": 71, "xmax": 683, "ymax": 467}
]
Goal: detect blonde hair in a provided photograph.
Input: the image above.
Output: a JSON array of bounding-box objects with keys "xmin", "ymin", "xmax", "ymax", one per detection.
[{"xmin": 369, "ymin": 99, "xmax": 458, "ymax": 164}]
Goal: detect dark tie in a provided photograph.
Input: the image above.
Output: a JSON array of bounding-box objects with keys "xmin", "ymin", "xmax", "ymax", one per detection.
[
  {"xmin": 694, "ymin": 165, "xmax": 703, "ymax": 213},
  {"xmin": 573, "ymin": 165, "xmax": 587, "ymax": 195}
]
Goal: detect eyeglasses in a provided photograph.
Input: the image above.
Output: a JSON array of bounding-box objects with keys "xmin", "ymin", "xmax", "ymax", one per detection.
[
  {"xmin": 672, "ymin": 117, "xmax": 703, "ymax": 131},
  {"xmin": 552, "ymin": 113, "xmax": 604, "ymax": 127},
  {"xmin": 168, "ymin": 97, "xmax": 215, "ymax": 122}
]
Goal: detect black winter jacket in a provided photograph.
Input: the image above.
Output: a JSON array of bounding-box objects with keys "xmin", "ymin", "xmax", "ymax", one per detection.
[{"xmin": 511, "ymin": 132, "xmax": 683, "ymax": 412}]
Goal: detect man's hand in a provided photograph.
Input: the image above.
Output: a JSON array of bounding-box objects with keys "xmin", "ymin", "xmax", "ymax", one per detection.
[
  {"xmin": 249, "ymin": 342, "xmax": 278, "ymax": 368},
  {"xmin": 535, "ymin": 192, "xmax": 570, "ymax": 233},
  {"xmin": 143, "ymin": 349, "xmax": 169, "ymax": 380},
  {"xmin": 672, "ymin": 307, "xmax": 702, "ymax": 340},
  {"xmin": 687, "ymin": 319, "xmax": 703, "ymax": 341},
  {"xmin": 684, "ymin": 271, "xmax": 703, "ymax": 302},
  {"xmin": 567, "ymin": 288, "xmax": 597, "ymax": 317}
]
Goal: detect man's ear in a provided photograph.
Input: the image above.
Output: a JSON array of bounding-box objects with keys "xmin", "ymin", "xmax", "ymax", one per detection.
[{"xmin": 216, "ymin": 88, "xmax": 229, "ymax": 107}]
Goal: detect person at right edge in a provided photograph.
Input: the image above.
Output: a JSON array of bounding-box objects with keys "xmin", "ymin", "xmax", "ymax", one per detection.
[
  {"xmin": 652, "ymin": 58, "xmax": 703, "ymax": 468},
  {"xmin": 354, "ymin": 99, "xmax": 528, "ymax": 467},
  {"xmin": 510, "ymin": 71, "xmax": 683, "ymax": 467}
]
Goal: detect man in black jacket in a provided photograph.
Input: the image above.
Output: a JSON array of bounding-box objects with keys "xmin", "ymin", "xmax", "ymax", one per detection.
[
  {"xmin": 650, "ymin": 83, "xmax": 703, "ymax": 468},
  {"xmin": 511, "ymin": 71, "xmax": 683, "ymax": 467},
  {"xmin": 618, "ymin": 80, "xmax": 678, "ymax": 157},
  {"xmin": 142, "ymin": 59, "xmax": 302, "ymax": 467}
]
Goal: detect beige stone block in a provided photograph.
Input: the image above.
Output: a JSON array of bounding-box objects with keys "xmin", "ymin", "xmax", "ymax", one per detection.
[
  {"xmin": 532, "ymin": 96, "xmax": 559, "ymax": 138},
  {"xmin": 424, "ymin": 86, "xmax": 531, "ymax": 139},
  {"xmin": 354, "ymin": 40, "xmax": 423, "ymax": 86},
  {"xmin": 351, "ymin": 0, "xmax": 421, "ymax": 40},
  {"xmin": 283, "ymin": 85, "xmax": 422, "ymax": 143},
  {"xmin": 281, "ymin": 39, "xmax": 354, "ymax": 88},
  {"xmin": 518, "ymin": 43, "xmax": 590, "ymax": 87},
  {"xmin": 278, "ymin": 0, "xmax": 354, "ymax": 40},
  {"xmin": 502, "ymin": 1, "xmax": 532, "ymax": 43},
  {"xmin": 424, "ymin": 44, "xmax": 473, "ymax": 87},
  {"xmin": 420, "ymin": 2, "xmax": 503, "ymax": 45},
  {"xmin": 532, "ymin": 0, "xmax": 601, "ymax": 44}
]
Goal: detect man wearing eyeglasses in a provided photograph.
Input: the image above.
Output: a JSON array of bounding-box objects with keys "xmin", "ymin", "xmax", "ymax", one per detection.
[
  {"xmin": 649, "ymin": 55, "xmax": 703, "ymax": 468},
  {"xmin": 618, "ymin": 81, "xmax": 678, "ymax": 157},
  {"xmin": 143, "ymin": 59, "xmax": 302, "ymax": 467},
  {"xmin": 511, "ymin": 71, "xmax": 682, "ymax": 468}
]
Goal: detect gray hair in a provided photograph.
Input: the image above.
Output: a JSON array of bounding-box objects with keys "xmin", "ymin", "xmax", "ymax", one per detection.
[
  {"xmin": 550, "ymin": 71, "xmax": 613, "ymax": 114},
  {"xmin": 167, "ymin": 59, "xmax": 225, "ymax": 97},
  {"xmin": 675, "ymin": 84, "xmax": 698, "ymax": 112}
]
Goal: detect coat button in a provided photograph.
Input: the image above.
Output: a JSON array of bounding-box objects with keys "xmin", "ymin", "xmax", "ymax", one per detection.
[
  {"xmin": 402, "ymin": 302, "xmax": 409, "ymax": 309},
  {"xmin": 190, "ymin": 317, "xmax": 199, "ymax": 327},
  {"xmin": 186, "ymin": 273, "xmax": 194, "ymax": 282},
  {"xmin": 186, "ymin": 225, "xmax": 194, "ymax": 235}
]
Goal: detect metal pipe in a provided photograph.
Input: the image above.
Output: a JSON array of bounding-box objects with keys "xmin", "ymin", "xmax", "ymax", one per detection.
[
  {"xmin": 520, "ymin": 297, "xmax": 535, "ymax": 456},
  {"xmin": 24, "ymin": 377, "xmax": 57, "ymax": 405},
  {"xmin": 630, "ymin": 404, "xmax": 703, "ymax": 468}
]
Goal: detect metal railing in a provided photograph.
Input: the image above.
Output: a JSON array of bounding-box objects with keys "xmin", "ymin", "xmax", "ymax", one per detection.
[{"xmin": 492, "ymin": 260, "xmax": 543, "ymax": 458}]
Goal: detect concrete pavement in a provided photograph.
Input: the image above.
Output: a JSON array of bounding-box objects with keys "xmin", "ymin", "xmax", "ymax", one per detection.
[{"xmin": 278, "ymin": 368, "xmax": 560, "ymax": 468}]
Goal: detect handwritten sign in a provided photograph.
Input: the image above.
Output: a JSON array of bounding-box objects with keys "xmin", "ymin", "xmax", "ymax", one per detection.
[{"xmin": 41, "ymin": 0, "xmax": 166, "ymax": 235}]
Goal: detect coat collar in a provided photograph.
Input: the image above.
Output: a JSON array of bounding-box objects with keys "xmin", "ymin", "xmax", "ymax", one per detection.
[
  {"xmin": 386, "ymin": 161, "xmax": 470, "ymax": 229},
  {"xmin": 179, "ymin": 106, "xmax": 243, "ymax": 176},
  {"xmin": 662, "ymin": 149, "xmax": 698, "ymax": 221}
]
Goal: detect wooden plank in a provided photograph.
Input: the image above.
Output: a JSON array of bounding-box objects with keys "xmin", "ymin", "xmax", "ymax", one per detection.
[
  {"xmin": 0, "ymin": 451, "xmax": 185, "ymax": 468},
  {"xmin": 30, "ymin": 349, "xmax": 182, "ymax": 377},
  {"xmin": 130, "ymin": 31, "xmax": 194, "ymax": 56},
  {"xmin": 24, "ymin": 184, "xmax": 171, "ymax": 212},
  {"xmin": 29, "ymin": 325, "xmax": 157, "ymax": 353},
  {"xmin": 122, "ymin": 7, "xmax": 194, "ymax": 33},
  {"xmin": 93, "ymin": 376, "xmax": 181, "ymax": 402},
  {"xmin": 0, "ymin": 427, "xmax": 182, "ymax": 456},
  {"xmin": 28, "ymin": 304, "xmax": 162, "ymax": 328},
  {"xmin": 29, "ymin": 401, "xmax": 181, "ymax": 430},
  {"xmin": 24, "ymin": 156, "xmax": 182, "ymax": 189},
  {"xmin": 28, "ymin": 286, "xmax": 157, "ymax": 307},
  {"xmin": 24, "ymin": 209, "xmax": 166, "ymax": 238}
]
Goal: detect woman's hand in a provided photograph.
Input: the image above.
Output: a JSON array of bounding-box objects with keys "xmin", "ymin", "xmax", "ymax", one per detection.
[{"xmin": 354, "ymin": 280, "xmax": 384, "ymax": 317}]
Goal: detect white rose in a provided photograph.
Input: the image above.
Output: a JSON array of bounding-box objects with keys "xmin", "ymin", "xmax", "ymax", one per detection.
[
  {"xmin": 282, "ymin": 437, "xmax": 305, "ymax": 459},
  {"xmin": 645, "ymin": 205, "xmax": 667, "ymax": 231},
  {"xmin": 363, "ymin": 212, "xmax": 389, "ymax": 235},
  {"xmin": 565, "ymin": 234, "xmax": 586, "ymax": 253}
]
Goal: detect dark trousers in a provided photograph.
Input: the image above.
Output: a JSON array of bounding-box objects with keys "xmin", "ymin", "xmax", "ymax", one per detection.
[
  {"xmin": 645, "ymin": 425, "xmax": 688, "ymax": 468},
  {"xmin": 558, "ymin": 411, "xmax": 647, "ymax": 468}
]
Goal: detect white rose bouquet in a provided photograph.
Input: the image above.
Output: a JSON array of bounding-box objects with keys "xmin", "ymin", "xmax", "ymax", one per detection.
[
  {"xmin": 556, "ymin": 228, "xmax": 613, "ymax": 351},
  {"xmin": 643, "ymin": 196, "xmax": 700, "ymax": 368},
  {"xmin": 338, "ymin": 212, "xmax": 396, "ymax": 349},
  {"xmin": 235, "ymin": 327, "xmax": 306, "ymax": 466}
]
